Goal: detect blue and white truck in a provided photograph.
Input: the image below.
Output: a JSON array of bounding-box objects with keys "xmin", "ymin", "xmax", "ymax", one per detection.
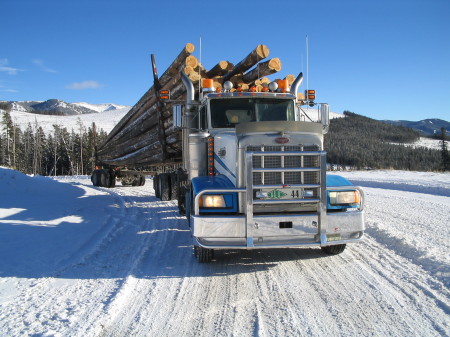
[
  {"xmin": 92, "ymin": 44, "xmax": 365, "ymax": 262},
  {"xmin": 175, "ymin": 73, "xmax": 365, "ymax": 262}
]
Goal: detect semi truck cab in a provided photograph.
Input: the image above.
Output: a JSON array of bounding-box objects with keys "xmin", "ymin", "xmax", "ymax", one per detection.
[{"xmin": 177, "ymin": 73, "xmax": 365, "ymax": 262}]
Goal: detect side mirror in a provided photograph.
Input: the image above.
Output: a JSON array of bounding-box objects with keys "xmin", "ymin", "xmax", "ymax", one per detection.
[
  {"xmin": 320, "ymin": 104, "xmax": 330, "ymax": 134},
  {"xmin": 173, "ymin": 105, "xmax": 182, "ymax": 128}
]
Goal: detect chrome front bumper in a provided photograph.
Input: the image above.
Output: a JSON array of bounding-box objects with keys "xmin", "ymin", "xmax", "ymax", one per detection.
[{"xmin": 192, "ymin": 210, "xmax": 365, "ymax": 249}]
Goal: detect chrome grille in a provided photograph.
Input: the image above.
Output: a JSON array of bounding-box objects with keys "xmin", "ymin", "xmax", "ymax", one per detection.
[{"xmin": 248, "ymin": 144, "xmax": 320, "ymax": 186}]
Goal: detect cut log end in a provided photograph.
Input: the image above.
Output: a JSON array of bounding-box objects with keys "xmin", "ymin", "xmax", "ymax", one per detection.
[
  {"xmin": 268, "ymin": 58, "xmax": 282, "ymax": 71},
  {"xmin": 256, "ymin": 44, "xmax": 270, "ymax": 59},
  {"xmin": 185, "ymin": 55, "xmax": 199, "ymax": 69},
  {"xmin": 185, "ymin": 43, "xmax": 195, "ymax": 54}
]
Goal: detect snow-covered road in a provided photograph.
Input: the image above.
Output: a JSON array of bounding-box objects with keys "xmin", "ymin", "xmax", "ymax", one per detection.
[{"xmin": 0, "ymin": 168, "xmax": 449, "ymax": 336}]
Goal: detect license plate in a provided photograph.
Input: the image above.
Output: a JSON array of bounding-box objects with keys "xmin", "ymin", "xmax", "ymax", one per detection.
[
  {"xmin": 327, "ymin": 234, "xmax": 342, "ymax": 242},
  {"xmin": 256, "ymin": 189, "xmax": 302, "ymax": 200}
]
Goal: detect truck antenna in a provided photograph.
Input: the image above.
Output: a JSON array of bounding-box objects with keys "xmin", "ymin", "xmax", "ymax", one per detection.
[
  {"xmin": 199, "ymin": 36, "xmax": 202, "ymax": 98},
  {"xmin": 306, "ymin": 34, "xmax": 309, "ymax": 92}
]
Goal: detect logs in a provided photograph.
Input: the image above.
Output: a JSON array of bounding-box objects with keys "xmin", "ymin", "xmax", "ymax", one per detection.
[
  {"xmin": 97, "ymin": 43, "xmax": 292, "ymax": 168},
  {"xmin": 222, "ymin": 44, "xmax": 270, "ymax": 82},
  {"xmin": 242, "ymin": 58, "xmax": 281, "ymax": 83}
]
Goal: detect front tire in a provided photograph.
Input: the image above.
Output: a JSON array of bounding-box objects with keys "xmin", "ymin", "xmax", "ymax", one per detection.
[
  {"xmin": 321, "ymin": 244, "xmax": 346, "ymax": 255},
  {"xmin": 194, "ymin": 245, "xmax": 214, "ymax": 263}
]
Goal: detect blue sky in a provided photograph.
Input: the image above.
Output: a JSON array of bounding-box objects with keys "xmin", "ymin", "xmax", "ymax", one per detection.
[{"xmin": 1, "ymin": 0, "xmax": 449, "ymax": 121}]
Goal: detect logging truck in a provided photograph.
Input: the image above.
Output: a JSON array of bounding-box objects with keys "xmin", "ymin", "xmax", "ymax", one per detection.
[{"xmin": 92, "ymin": 44, "xmax": 365, "ymax": 262}]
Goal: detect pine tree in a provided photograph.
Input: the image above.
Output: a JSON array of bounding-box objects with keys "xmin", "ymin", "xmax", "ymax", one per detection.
[{"xmin": 440, "ymin": 127, "xmax": 450, "ymax": 171}]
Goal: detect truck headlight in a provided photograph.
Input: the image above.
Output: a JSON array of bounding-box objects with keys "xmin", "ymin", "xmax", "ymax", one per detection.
[
  {"xmin": 200, "ymin": 195, "xmax": 226, "ymax": 208},
  {"xmin": 329, "ymin": 190, "xmax": 360, "ymax": 205}
]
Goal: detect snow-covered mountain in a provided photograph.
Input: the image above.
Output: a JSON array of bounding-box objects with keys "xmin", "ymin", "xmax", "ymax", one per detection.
[
  {"xmin": 1, "ymin": 100, "xmax": 131, "ymax": 134},
  {"xmin": 382, "ymin": 118, "xmax": 450, "ymax": 136},
  {"xmin": 4, "ymin": 99, "xmax": 129, "ymax": 116}
]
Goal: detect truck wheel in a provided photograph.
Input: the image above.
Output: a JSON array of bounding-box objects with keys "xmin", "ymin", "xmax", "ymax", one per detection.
[
  {"xmin": 153, "ymin": 175, "xmax": 160, "ymax": 198},
  {"xmin": 100, "ymin": 169, "xmax": 110, "ymax": 187},
  {"xmin": 194, "ymin": 245, "xmax": 214, "ymax": 263},
  {"xmin": 109, "ymin": 172, "xmax": 116, "ymax": 188},
  {"xmin": 160, "ymin": 173, "xmax": 171, "ymax": 201},
  {"xmin": 91, "ymin": 170, "xmax": 99, "ymax": 186},
  {"xmin": 178, "ymin": 186, "xmax": 186, "ymax": 215},
  {"xmin": 139, "ymin": 174, "xmax": 146, "ymax": 186},
  {"xmin": 321, "ymin": 244, "xmax": 346, "ymax": 255},
  {"xmin": 170, "ymin": 172, "xmax": 179, "ymax": 200}
]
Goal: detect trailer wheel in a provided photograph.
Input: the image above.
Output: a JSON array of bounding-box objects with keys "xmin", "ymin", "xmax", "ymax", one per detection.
[
  {"xmin": 321, "ymin": 244, "xmax": 346, "ymax": 255},
  {"xmin": 194, "ymin": 245, "xmax": 214, "ymax": 263},
  {"xmin": 178, "ymin": 186, "xmax": 186, "ymax": 215},
  {"xmin": 160, "ymin": 173, "xmax": 171, "ymax": 201},
  {"xmin": 100, "ymin": 169, "xmax": 110, "ymax": 188},
  {"xmin": 153, "ymin": 175, "xmax": 160, "ymax": 198},
  {"xmin": 91, "ymin": 170, "xmax": 100, "ymax": 186},
  {"xmin": 139, "ymin": 174, "xmax": 146, "ymax": 186},
  {"xmin": 170, "ymin": 172, "xmax": 178, "ymax": 200},
  {"xmin": 109, "ymin": 172, "xmax": 116, "ymax": 188}
]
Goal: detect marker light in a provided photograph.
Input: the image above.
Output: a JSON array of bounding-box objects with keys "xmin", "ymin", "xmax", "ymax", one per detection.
[
  {"xmin": 277, "ymin": 79, "xmax": 290, "ymax": 92},
  {"xmin": 207, "ymin": 137, "xmax": 214, "ymax": 176},
  {"xmin": 202, "ymin": 79, "xmax": 214, "ymax": 92},
  {"xmin": 159, "ymin": 89, "xmax": 170, "ymax": 100},
  {"xmin": 306, "ymin": 89, "xmax": 315, "ymax": 101}
]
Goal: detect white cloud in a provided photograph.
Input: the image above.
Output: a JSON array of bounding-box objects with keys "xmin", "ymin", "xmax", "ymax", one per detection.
[
  {"xmin": 32, "ymin": 59, "xmax": 57, "ymax": 73},
  {"xmin": 66, "ymin": 80, "xmax": 103, "ymax": 90},
  {"xmin": 0, "ymin": 84, "xmax": 18, "ymax": 93},
  {"xmin": 0, "ymin": 58, "xmax": 22, "ymax": 75}
]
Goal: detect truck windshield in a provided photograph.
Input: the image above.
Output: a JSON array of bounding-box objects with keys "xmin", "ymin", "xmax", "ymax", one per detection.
[{"xmin": 210, "ymin": 98, "xmax": 295, "ymax": 128}]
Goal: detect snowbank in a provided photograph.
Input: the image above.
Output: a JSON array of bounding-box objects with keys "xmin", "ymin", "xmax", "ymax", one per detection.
[{"xmin": 0, "ymin": 167, "xmax": 122, "ymax": 277}]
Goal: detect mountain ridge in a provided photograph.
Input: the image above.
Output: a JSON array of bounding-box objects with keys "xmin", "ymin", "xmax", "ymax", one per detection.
[
  {"xmin": 382, "ymin": 118, "xmax": 450, "ymax": 136},
  {"xmin": 1, "ymin": 99, "xmax": 130, "ymax": 116}
]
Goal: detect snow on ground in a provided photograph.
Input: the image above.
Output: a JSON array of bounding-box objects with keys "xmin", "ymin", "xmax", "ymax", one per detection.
[
  {"xmin": 6, "ymin": 107, "xmax": 130, "ymax": 134},
  {"xmin": 0, "ymin": 167, "xmax": 449, "ymax": 336},
  {"xmin": 413, "ymin": 137, "xmax": 443, "ymax": 150}
]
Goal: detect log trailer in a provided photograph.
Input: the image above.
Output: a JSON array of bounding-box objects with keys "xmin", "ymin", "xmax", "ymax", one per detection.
[{"xmin": 92, "ymin": 44, "xmax": 365, "ymax": 262}]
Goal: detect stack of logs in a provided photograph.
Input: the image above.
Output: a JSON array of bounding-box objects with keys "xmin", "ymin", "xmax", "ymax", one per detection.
[{"xmin": 96, "ymin": 43, "xmax": 293, "ymax": 167}]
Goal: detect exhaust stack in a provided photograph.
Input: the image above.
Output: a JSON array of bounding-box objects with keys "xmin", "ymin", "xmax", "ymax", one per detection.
[{"xmin": 290, "ymin": 72, "xmax": 304, "ymax": 96}]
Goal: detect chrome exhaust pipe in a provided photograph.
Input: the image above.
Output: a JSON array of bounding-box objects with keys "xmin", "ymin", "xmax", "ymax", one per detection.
[
  {"xmin": 181, "ymin": 72, "xmax": 195, "ymax": 109},
  {"xmin": 290, "ymin": 72, "xmax": 304, "ymax": 95}
]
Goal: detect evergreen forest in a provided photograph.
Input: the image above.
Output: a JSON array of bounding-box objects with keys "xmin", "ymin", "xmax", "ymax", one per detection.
[
  {"xmin": 325, "ymin": 111, "xmax": 446, "ymax": 171},
  {"xmin": 0, "ymin": 110, "xmax": 107, "ymax": 176},
  {"xmin": 0, "ymin": 109, "xmax": 448, "ymax": 176}
]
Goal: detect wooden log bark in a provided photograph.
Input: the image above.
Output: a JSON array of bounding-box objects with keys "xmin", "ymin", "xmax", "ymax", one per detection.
[
  {"xmin": 158, "ymin": 43, "xmax": 195, "ymax": 88},
  {"xmin": 103, "ymin": 43, "xmax": 194, "ymax": 144},
  {"xmin": 222, "ymin": 45, "xmax": 269, "ymax": 82},
  {"xmin": 101, "ymin": 80, "xmax": 186, "ymax": 149},
  {"xmin": 206, "ymin": 61, "xmax": 234, "ymax": 78},
  {"xmin": 242, "ymin": 58, "xmax": 281, "ymax": 83}
]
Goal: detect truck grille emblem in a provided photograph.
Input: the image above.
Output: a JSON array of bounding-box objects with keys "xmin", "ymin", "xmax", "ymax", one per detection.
[{"xmin": 275, "ymin": 137, "xmax": 290, "ymax": 144}]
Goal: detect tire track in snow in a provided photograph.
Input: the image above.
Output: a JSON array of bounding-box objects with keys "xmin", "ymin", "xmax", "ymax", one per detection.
[{"xmin": 5, "ymin": 175, "xmax": 448, "ymax": 337}]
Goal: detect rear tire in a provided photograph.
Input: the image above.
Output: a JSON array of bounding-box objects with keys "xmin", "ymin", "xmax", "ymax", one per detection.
[
  {"xmin": 109, "ymin": 172, "xmax": 116, "ymax": 188},
  {"xmin": 321, "ymin": 244, "xmax": 346, "ymax": 255},
  {"xmin": 170, "ymin": 172, "xmax": 178, "ymax": 200},
  {"xmin": 139, "ymin": 174, "xmax": 146, "ymax": 186},
  {"xmin": 153, "ymin": 175, "xmax": 161, "ymax": 198},
  {"xmin": 194, "ymin": 245, "xmax": 214, "ymax": 263},
  {"xmin": 160, "ymin": 173, "xmax": 171, "ymax": 201},
  {"xmin": 99, "ymin": 169, "xmax": 110, "ymax": 188},
  {"xmin": 91, "ymin": 170, "xmax": 100, "ymax": 186}
]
